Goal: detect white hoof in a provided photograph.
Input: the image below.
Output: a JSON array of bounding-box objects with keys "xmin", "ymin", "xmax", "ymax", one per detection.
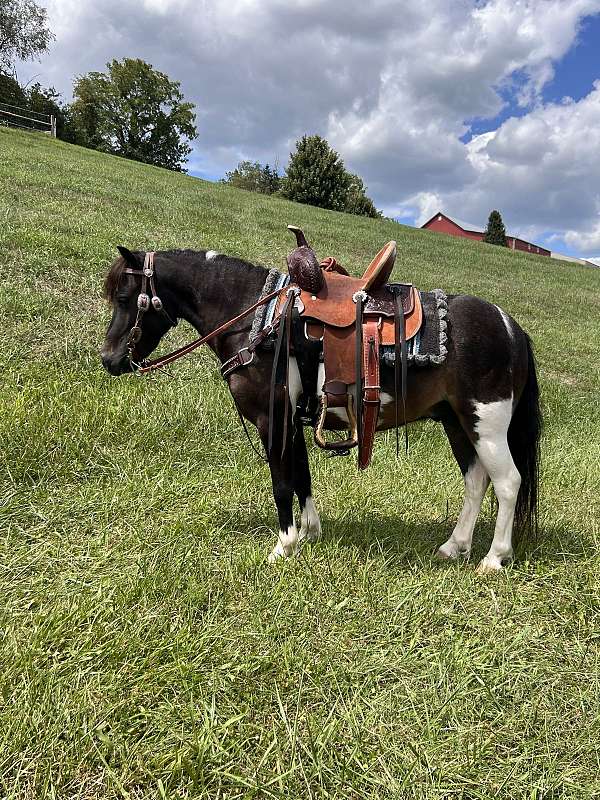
[
  {"xmin": 299, "ymin": 498, "xmax": 321, "ymax": 544},
  {"xmin": 475, "ymin": 555, "xmax": 510, "ymax": 574},
  {"xmin": 298, "ymin": 525, "xmax": 321, "ymax": 544},
  {"xmin": 268, "ymin": 528, "xmax": 299, "ymax": 562},
  {"xmin": 436, "ymin": 541, "xmax": 470, "ymax": 561}
]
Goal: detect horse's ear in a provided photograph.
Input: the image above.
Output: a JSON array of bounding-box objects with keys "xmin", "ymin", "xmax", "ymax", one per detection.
[{"xmin": 117, "ymin": 246, "xmax": 139, "ymax": 268}]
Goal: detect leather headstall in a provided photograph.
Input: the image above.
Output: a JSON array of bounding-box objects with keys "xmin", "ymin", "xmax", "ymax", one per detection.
[{"xmin": 122, "ymin": 251, "xmax": 177, "ymax": 369}]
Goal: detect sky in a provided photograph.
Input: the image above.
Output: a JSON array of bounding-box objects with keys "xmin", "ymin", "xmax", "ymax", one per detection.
[{"xmin": 16, "ymin": 0, "xmax": 600, "ymax": 259}]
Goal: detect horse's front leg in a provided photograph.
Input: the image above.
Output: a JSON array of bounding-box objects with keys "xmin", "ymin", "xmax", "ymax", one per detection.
[
  {"xmin": 293, "ymin": 424, "xmax": 321, "ymax": 544},
  {"xmin": 266, "ymin": 433, "xmax": 299, "ymax": 561}
]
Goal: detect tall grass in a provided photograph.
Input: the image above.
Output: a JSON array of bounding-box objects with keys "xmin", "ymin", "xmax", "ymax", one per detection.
[{"xmin": 1, "ymin": 127, "xmax": 600, "ymax": 799}]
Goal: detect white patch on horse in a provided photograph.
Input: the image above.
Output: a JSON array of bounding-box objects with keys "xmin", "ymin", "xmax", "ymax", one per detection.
[
  {"xmin": 328, "ymin": 407, "xmax": 350, "ymax": 424},
  {"xmin": 376, "ymin": 391, "xmax": 395, "ymax": 424},
  {"xmin": 299, "ymin": 496, "xmax": 321, "ymax": 543},
  {"xmin": 315, "ymin": 367, "xmax": 355, "ymax": 424},
  {"xmin": 268, "ymin": 522, "xmax": 299, "ymax": 562},
  {"xmin": 472, "ymin": 396, "xmax": 521, "ymax": 573},
  {"xmin": 437, "ymin": 457, "xmax": 489, "ymax": 560},
  {"xmin": 495, "ymin": 305, "xmax": 514, "ymax": 341},
  {"xmin": 205, "ymin": 250, "xmax": 219, "ymax": 261},
  {"xmin": 379, "ymin": 391, "xmax": 394, "ymax": 408},
  {"xmin": 316, "ymin": 362, "xmax": 326, "ymax": 397},
  {"xmin": 288, "ymin": 357, "xmax": 302, "ymax": 420}
]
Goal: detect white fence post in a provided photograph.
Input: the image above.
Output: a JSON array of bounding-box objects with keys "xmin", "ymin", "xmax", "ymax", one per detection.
[{"xmin": 50, "ymin": 115, "xmax": 57, "ymax": 138}]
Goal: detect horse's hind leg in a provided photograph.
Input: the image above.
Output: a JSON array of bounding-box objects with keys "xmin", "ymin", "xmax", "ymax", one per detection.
[
  {"xmin": 293, "ymin": 424, "xmax": 321, "ymax": 543},
  {"xmin": 437, "ymin": 412, "xmax": 490, "ymax": 560},
  {"xmin": 471, "ymin": 397, "xmax": 521, "ymax": 573}
]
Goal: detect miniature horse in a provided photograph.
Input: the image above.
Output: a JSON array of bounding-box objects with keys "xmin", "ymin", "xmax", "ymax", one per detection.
[{"xmin": 101, "ymin": 246, "xmax": 541, "ymax": 572}]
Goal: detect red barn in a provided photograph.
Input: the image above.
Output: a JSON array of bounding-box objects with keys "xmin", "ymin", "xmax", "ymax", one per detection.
[{"xmin": 421, "ymin": 212, "xmax": 551, "ymax": 256}]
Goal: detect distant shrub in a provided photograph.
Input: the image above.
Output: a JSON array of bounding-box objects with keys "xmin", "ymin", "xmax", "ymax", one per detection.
[{"xmin": 220, "ymin": 160, "xmax": 281, "ymax": 194}]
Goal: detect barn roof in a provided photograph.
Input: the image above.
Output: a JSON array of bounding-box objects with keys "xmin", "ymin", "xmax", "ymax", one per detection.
[
  {"xmin": 445, "ymin": 214, "xmax": 484, "ymax": 233},
  {"xmin": 422, "ymin": 211, "xmax": 483, "ymax": 233}
]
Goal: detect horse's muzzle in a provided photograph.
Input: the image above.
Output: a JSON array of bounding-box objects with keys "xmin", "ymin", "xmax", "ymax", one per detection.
[{"xmin": 101, "ymin": 350, "xmax": 132, "ymax": 376}]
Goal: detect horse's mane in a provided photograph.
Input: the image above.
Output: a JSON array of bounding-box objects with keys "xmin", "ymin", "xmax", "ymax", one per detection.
[
  {"xmin": 103, "ymin": 255, "xmax": 127, "ymax": 301},
  {"xmin": 103, "ymin": 249, "xmax": 268, "ymax": 302}
]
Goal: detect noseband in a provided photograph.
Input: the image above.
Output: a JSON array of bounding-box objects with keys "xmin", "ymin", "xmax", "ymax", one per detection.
[{"xmin": 123, "ymin": 252, "xmax": 177, "ymax": 367}]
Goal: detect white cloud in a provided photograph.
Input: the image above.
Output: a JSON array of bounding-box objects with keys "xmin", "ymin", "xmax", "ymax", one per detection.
[
  {"xmin": 564, "ymin": 220, "xmax": 600, "ymax": 252},
  {"xmin": 408, "ymin": 81, "xmax": 600, "ymax": 252},
  {"xmin": 16, "ymin": 0, "xmax": 600, "ymax": 255}
]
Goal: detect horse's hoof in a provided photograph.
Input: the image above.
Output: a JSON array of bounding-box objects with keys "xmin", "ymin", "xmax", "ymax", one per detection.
[
  {"xmin": 268, "ymin": 543, "xmax": 297, "ymax": 562},
  {"xmin": 299, "ymin": 529, "xmax": 320, "ymax": 544},
  {"xmin": 475, "ymin": 557, "xmax": 503, "ymax": 575},
  {"xmin": 436, "ymin": 543, "xmax": 470, "ymax": 561}
]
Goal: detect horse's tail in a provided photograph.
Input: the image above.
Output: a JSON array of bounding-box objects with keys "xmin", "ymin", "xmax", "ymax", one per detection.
[{"xmin": 508, "ymin": 332, "xmax": 542, "ymax": 548}]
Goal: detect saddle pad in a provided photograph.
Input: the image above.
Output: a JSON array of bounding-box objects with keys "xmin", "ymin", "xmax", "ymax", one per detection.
[
  {"xmin": 249, "ymin": 269, "xmax": 290, "ymax": 344},
  {"xmin": 382, "ymin": 289, "xmax": 448, "ymax": 367}
]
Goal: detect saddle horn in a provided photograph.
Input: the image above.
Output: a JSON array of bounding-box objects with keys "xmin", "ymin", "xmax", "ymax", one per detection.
[
  {"xmin": 287, "ymin": 225, "xmax": 310, "ymax": 248},
  {"xmin": 286, "ymin": 225, "xmax": 324, "ymax": 294}
]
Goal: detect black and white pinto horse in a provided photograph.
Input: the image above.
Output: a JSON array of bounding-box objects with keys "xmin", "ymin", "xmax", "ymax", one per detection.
[{"xmin": 101, "ymin": 247, "xmax": 541, "ymax": 573}]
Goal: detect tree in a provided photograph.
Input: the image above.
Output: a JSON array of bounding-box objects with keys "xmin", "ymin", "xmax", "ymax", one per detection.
[
  {"xmin": 26, "ymin": 81, "xmax": 68, "ymax": 137},
  {"xmin": 0, "ymin": 72, "xmax": 69, "ymax": 136},
  {"xmin": 282, "ymin": 135, "xmax": 350, "ymax": 211},
  {"xmin": 221, "ymin": 160, "xmax": 280, "ymax": 194},
  {"xmin": 344, "ymin": 173, "xmax": 381, "ymax": 218},
  {"xmin": 68, "ymin": 58, "xmax": 197, "ymax": 171},
  {"xmin": 483, "ymin": 209, "xmax": 508, "ymax": 246},
  {"xmin": 0, "ymin": 0, "xmax": 54, "ymax": 75},
  {"xmin": 0, "ymin": 69, "xmax": 25, "ymax": 105}
]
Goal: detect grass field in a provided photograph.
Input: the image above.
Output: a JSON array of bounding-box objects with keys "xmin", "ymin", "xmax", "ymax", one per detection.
[{"xmin": 1, "ymin": 126, "xmax": 600, "ymax": 799}]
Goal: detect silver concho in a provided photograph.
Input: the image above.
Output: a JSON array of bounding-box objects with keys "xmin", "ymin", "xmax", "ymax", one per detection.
[{"xmin": 137, "ymin": 293, "xmax": 150, "ymax": 310}]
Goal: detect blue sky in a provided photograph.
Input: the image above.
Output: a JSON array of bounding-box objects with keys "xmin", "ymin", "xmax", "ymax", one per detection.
[
  {"xmin": 440, "ymin": 12, "xmax": 600, "ymax": 256},
  {"xmin": 194, "ymin": 9, "xmax": 600, "ymax": 258},
  {"xmin": 466, "ymin": 14, "xmax": 600, "ymax": 140},
  {"xmin": 21, "ymin": 0, "xmax": 600, "ymax": 259}
]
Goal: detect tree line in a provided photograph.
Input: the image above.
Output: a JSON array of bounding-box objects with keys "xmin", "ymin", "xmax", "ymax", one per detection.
[
  {"xmin": 1, "ymin": 0, "xmax": 380, "ymax": 216},
  {"xmin": 220, "ymin": 136, "xmax": 381, "ymax": 218}
]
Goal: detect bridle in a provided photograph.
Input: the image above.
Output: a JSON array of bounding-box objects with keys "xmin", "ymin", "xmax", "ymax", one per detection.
[
  {"xmin": 123, "ymin": 252, "xmax": 177, "ymax": 369},
  {"xmin": 119, "ymin": 250, "xmax": 284, "ymax": 376}
]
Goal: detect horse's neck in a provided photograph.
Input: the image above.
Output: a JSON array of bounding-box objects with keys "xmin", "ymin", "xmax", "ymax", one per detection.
[{"xmin": 173, "ymin": 256, "xmax": 269, "ymax": 352}]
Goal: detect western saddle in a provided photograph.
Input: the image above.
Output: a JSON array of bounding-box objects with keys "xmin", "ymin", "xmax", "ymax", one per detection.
[{"xmin": 270, "ymin": 226, "xmax": 423, "ymax": 469}]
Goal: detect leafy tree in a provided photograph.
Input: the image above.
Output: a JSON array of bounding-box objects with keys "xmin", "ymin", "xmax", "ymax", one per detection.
[
  {"xmin": 281, "ymin": 135, "xmax": 379, "ymax": 217},
  {"xmin": 344, "ymin": 172, "xmax": 381, "ymax": 218},
  {"xmin": 26, "ymin": 81, "xmax": 68, "ymax": 137},
  {"xmin": 69, "ymin": 58, "xmax": 197, "ymax": 171},
  {"xmin": 0, "ymin": 70, "xmax": 25, "ymax": 105},
  {"xmin": 0, "ymin": 0, "xmax": 54, "ymax": 75},
  {"xmin": 0, "ymin": 72, "xmax": 68, "ymax": 136},
  {"xmin": 483, "ymin": 209, "xmax": 508, "ymax": 246},
  {"xmin": 221, "ymin": 160, "xmax": 280, "ymax": 194},
  {"xmin": 282, "ymin": 135, "xmax": 350, "ymax": 211}
]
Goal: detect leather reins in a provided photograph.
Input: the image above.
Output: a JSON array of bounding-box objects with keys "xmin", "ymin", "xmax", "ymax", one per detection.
[{"xmin": 123, "ymin": 252, "xmax": 283, "ymax": 375}]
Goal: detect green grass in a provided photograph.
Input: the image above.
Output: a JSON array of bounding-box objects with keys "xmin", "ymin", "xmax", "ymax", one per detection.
[{"xmin": 1, "ymin": 126, "xmax": 600, "ymax": 799}]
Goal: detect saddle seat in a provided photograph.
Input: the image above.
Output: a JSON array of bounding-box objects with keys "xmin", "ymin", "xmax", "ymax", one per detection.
[{"xmin": 273, "ymin": 230, "xmax": 424, "ymax": 469}]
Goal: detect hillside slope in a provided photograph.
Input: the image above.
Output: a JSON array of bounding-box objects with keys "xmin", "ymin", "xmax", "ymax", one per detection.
[{"xmin": 2, "ymin": 127, "xmax": 600, "ymax": 799}]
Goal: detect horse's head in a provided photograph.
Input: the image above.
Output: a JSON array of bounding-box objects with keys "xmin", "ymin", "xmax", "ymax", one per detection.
[{"xmin": 101, "ymin": 247, "xmax": 176, "ymax": 375}]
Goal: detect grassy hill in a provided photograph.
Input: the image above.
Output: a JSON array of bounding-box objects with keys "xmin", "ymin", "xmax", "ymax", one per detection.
[{"xmin": 1, "ymin": 126, "xmax": 600, "ymax": 799}]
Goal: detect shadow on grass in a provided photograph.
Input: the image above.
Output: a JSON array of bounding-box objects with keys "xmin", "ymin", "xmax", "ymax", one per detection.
[{"xmin": 228, "ymin": 510, "xmax": 591, "ymax": 567}]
